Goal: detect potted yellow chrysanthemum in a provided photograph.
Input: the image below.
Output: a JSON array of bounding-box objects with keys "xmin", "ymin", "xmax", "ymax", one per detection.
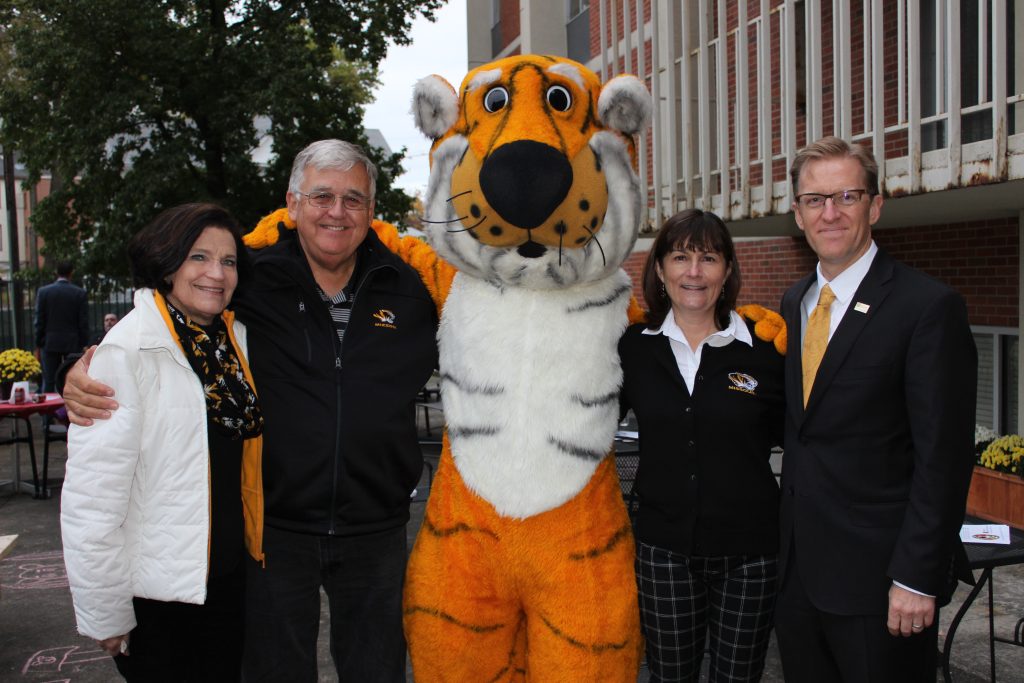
[
  {"xmin": 0, "ymin": 348, "xmax": 42, "ymax": 400},
  {"xmin": 967, "ymin": 429, "xmax": 1024, "ymax": 527}
]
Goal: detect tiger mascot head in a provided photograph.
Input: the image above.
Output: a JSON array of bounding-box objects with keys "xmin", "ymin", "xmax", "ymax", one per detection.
[{"xmin": 412, "ymin": 54, "xmax": 651, "ymax": 289}]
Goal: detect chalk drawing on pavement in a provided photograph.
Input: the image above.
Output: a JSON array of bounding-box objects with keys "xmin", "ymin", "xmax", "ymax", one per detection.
[
  {"xmin": 23, "ymin": 644, "xmax": 108, "ymax": 675},
  {"xmin": 0, "ymin": 550, "xmax": 67, "ymax": 590}
]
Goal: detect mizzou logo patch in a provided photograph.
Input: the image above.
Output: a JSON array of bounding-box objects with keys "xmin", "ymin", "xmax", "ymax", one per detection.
[
  {"xmin": 372, "ymin": 309, "xmax": 396, "ymax": 329},
  {"xmin": 727, "ymin": 372, "xmax": 758, "ymax": 395}
]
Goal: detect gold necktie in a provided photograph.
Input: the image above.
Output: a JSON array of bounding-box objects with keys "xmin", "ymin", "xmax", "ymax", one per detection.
[{"xmin": 802, "ymin": 284, "xmax": 836, "ymax": 407}]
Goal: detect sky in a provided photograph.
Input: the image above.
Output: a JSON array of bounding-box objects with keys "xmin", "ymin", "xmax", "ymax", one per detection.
[{"xmin": 363, "ymin": 0, "xmax": 468, "ymax": 198}]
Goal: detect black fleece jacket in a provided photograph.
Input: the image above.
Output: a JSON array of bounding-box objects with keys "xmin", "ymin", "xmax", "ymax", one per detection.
[{"xmin": 233, "ymin": 227, "xmax": 438, "ymax": 537}]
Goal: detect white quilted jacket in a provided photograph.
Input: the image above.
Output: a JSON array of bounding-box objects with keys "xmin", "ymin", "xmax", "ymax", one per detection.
[{"xmin": 61, "ymin": 289, "xmax": 249, "ymax": 641}]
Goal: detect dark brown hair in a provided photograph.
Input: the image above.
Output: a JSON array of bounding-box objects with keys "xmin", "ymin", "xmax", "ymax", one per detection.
[
  {"xmin": 128, "ymin": 203, "xmax": 250, "ymax": 296},
  {"xmin": 790, "ymin": 135, "xmax": 879, "ymax": 196},
  {"xmin": 642, "ymin": 209, "xmax": 741, "ymax": 331}
]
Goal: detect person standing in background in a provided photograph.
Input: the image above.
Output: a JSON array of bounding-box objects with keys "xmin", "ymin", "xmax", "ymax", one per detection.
[
  {"xmin": 35, "ymin": 260, "xmax": 89, "ymax": 392},
  {"xmin": 92, "ymin": 312, "xmax": 119, "ymax": 345}
]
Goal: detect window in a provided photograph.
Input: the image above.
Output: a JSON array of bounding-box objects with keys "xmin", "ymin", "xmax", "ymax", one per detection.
[
  {"xmin": 567, "ymin": 0, "xmax": 589, "ymax": 20},
  {"xmin": 920, "ymin": 1, "xmax": 1023, "ymax": 152},
  {"xmin": 974, "ymin": 327, "xmax": 1019, "ymax": 435},
  {"xmin": 566, "ymin": 0, "xmax": 591, "ymax": 63},
  {"xmin": 491, "ymin": 0, "xmax": 502, "ymax": 57}
]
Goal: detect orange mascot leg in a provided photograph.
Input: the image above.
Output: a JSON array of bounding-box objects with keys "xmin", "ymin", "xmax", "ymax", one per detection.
[{"xmin": 404, "ymin": 441, "xmax": 640, "ymax": 682}]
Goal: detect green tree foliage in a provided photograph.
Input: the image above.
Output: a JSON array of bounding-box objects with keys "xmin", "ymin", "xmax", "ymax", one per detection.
[{"xmin": 0, "ymin": 0, "xmax": 441, "ymax": 278}]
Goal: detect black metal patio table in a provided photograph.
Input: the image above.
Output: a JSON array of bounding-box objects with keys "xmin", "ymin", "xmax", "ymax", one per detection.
[{"xmin": 942, "ymin": 516, "xmax": 1024, "ymax": 682}]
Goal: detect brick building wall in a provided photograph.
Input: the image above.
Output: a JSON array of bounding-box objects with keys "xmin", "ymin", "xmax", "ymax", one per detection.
[
  {"xmin": 496, "ymin": 0, "xmax": 521, "ymax": 54},
  {"xmin": 478, "ymin": 0, "xmax": 1020, "ymax": 333},
  {"xmin": 624, "ymin": 218, "xmax": 1019, "ymax": 329}
]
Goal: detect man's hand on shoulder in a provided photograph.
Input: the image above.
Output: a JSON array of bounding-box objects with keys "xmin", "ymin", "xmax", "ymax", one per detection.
[{"xmin": 64, "ymin": 346, "xmax": 118, "ymax": 426}]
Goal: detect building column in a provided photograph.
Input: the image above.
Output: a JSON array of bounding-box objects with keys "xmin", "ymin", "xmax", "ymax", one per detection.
[{"xmin": 1018, "ymin": 210, "xmax": 1024, "ymax": 435}]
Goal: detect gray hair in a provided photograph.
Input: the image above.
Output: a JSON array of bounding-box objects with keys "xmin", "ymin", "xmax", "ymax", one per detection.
[{"xmin": 288, "ymin": 139, "xmax": 379, "ymax": 200}]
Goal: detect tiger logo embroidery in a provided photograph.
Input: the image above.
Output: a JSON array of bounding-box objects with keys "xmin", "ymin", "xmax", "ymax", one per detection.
[
  {"xmin": 372, "ymin": 308, "xmax": 395, "ymax": 323},
  {"xmin": 404, "ymin": 55, "xmax": 651, "ymax": 681}
]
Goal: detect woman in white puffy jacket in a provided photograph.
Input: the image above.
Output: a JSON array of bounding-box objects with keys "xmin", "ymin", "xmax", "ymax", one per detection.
[{"xmin": 61, "ymin": 203, "xmax": 263, "ymax": 683}]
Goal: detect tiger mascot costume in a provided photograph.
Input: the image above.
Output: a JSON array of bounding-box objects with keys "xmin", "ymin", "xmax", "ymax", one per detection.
[{"xmin": 402, "ymin": 55, "xmax": 649, "ymax": 681}]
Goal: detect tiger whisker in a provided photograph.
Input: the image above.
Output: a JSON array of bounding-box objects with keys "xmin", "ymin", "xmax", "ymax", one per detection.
[
  {"xmin": 447, "ymin": 215, "xmax": 487, "ymax": 233},
  {"xmin": 581, "ymin": 226, "xmax": 607, "ymax": 267},
  {"xmin": 447, "ymin": 190, "xmax": 472, "ymax": 202},
  {"xmin": 419, "ymin": 214, "xmax": 469, "ymax": 224}
]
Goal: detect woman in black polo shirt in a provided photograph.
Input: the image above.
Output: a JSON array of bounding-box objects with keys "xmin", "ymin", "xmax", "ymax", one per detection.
[{"xmin": 619, "ymin": 209, "xmax": 784, "ymax": 682}]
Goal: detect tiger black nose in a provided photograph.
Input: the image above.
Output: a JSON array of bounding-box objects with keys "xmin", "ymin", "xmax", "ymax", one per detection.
[{"xmin": 479, "ymin": 141, "xmax": 573, "ymax": 230}]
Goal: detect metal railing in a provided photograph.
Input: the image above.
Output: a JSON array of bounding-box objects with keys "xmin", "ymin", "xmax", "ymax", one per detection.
[{"xmin": 596, "ymin": 0, "xmax": 1024, "ymax": 228}]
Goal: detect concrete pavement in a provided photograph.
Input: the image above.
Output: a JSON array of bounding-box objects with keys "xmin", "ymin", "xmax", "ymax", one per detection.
[{"xmin": 1, "ymin": 413, "xmax": 1022, "ymax": 681}]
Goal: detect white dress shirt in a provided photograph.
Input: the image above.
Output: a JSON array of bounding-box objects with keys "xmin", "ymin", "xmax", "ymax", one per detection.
[
  {"xmin": 799, "ymin": 240, "xmax": 878, "ymax": 343},
  {"xmin": 642, "ymin": 310, "xmax": 752, "ymax": 394}
]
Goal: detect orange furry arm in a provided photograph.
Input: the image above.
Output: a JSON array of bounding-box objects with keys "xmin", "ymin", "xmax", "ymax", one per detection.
[
  {"xmin": 737, "ymin": 304, "xmax": 787, "ymax": 355},
  {"xmin": 370, "ymin": 220, "xmax": 455, "ymax": 316},
  {"xmin": 243, "ymin": 208, "xmax": 294, "ymax": 249},
  {"xmin": 626, "ymin": 297, "xmax": 646, "ymax": 325}
]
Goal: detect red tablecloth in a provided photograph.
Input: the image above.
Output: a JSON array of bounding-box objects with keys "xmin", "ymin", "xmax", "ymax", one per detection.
[
  {"xmin": 0, "ymin": 393, "xmax": 66, "ymax": 499},
  {"xmin": 0, "ymin": 394, "xmax": 65, "ymax": 418}
]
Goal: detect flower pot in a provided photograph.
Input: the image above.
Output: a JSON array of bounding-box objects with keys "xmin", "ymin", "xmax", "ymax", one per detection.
[{"xmin": 966, "ymin": 466, "xmax": 1024, "ymax": 528}]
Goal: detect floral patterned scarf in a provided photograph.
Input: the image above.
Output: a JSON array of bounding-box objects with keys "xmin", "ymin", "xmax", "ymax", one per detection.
[{"xmin": 164, "ymin": 299, "xmax": 263, "ymax": 439}]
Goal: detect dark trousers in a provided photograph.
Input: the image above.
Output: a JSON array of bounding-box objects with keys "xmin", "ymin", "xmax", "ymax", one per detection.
[
  {"xmin": 635, "ymin": 542, "xmax": 778, "ymax": 683},
  {"xmin": 112, "ymin": 566, "xmax": 245, "ymax": 682},
  {"xmin": 41, "ymin": 349, "xmax": 72, "ymax": 393},
  {"xmin": 242, "ymin": 524, "xmax": 407, "ymax": 683},
  {"xmin": 775, "ymin": 551, "xmax": 937, "ymax": 683}
]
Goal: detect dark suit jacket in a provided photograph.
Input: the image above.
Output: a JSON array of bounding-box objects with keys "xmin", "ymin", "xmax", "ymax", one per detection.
[
  {"xmin": 779, "ymin": 248, "xmax": 976, "ymax": 616},
  {"xmin": 35, "ymin": 279, "xmax": 89, "ymax": 353}
]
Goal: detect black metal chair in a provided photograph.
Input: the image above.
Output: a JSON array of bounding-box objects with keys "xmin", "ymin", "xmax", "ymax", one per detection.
[{"xmin": 39, "ymin": 413, "xmax": 69, "ymax": 499}]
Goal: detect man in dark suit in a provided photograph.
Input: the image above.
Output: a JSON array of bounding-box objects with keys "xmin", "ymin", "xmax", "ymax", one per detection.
[
  {"xmin": 35, "ymin": 260, "xmax": 89, "ymax": 392},
  {"xmin": 775, "ymin": 136, "xmax": 977, "ymax": 682}
]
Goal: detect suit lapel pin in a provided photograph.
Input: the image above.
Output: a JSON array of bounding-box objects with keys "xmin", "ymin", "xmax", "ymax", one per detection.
[{"xmin": 853, "ymin": 302, "xmax": 870, "ymax": 314}]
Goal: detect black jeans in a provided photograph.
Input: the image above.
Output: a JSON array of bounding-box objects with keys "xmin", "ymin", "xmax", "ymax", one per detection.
[
  {"xmin": 113, "ymin": 566, "xmax": 245, "ymax": 682},
  {"xmin": 242, "ymin": 524, "xmax": 408, "ymax": 682}
]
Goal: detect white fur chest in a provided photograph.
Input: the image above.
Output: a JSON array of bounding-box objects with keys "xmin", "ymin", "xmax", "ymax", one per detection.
[{"xmin": 439, "ymin": 271, "xmax": 632, "ymax": 518}]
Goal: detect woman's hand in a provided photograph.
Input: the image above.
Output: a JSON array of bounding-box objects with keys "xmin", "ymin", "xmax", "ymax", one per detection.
[
  {"xmin": 64, "ymin": 347, "xmax": 118, "ymax": 426},
  {"xmin": 97, "ymin": 634, "xmax": 129, "ymax": 657}
]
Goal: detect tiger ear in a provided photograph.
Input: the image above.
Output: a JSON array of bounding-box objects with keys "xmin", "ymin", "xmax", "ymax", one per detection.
[
  {"xmin": 412, "ymin": 75, "xmax": 459, "ymax": 139},
  {"xmin": 597, "ymin": 75, "xmax": 652, "ymax": 136}
]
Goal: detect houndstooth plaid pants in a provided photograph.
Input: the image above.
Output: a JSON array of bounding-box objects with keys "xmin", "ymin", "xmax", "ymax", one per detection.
[{"xmin": 636, "ymin": 542, "xmax": 778, "ymax": 682}]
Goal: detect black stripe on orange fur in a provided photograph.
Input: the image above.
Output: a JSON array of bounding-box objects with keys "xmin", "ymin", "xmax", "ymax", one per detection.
[
  {"xmin": 568, "ymin": 523, "xmax": 632, "ymax": 561},
  {"xmin": 421, "ymin": 515, "xmax": 500, "ymax": 541}
]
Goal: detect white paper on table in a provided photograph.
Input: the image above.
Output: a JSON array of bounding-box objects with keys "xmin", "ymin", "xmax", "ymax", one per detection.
[{"xmin": 960, "ymin": 523, "xmax": 1011, "ymax": 544}]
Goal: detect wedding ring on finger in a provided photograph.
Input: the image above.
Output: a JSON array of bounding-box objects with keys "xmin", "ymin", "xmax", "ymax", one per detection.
[{"xmin": 911, "ymin": 624, "xmax": 923, "ymax": 631}]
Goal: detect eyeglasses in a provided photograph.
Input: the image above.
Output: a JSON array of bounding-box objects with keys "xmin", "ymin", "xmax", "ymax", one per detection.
[
  {"xmin": 296, "ymin": 191, "xmax": 370, "ymax": 211},
  {"xmin": 795, "ymin": 189, "xmax": 870, "ymax": 210}
]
